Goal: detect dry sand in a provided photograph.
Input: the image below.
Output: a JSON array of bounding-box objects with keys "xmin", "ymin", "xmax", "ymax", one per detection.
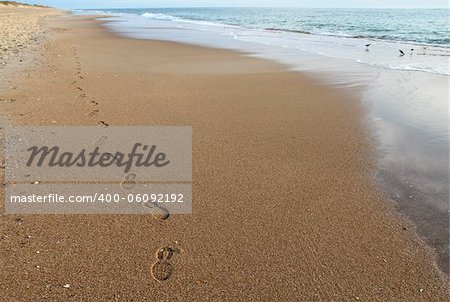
[
  {"xmin": 0, "ymin": 5, "xmax": 59, "ymax": 78},
  {"xmin": 0, "ymin": 8, "xmax": 449, "ymax": 301}
]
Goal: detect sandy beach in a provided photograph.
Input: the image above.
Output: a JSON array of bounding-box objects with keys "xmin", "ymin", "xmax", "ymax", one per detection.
[
  {"xmin": 0, "ymin": 4, "xmax": 59, "ymax": 82},
  {"xmin": 0, "ymin": 5, "xmax": 449, "ymax": 301}
]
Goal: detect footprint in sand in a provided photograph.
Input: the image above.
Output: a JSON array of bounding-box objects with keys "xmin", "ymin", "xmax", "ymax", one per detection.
[
  {"xmin": 119, "ymin": 173, "xmax": 170, "ymax": 221},
  {"xmin": 151, "ymin": 207, "xmax": 170, "ymax": 221},
  {"xmin": 86, "ymin": 109, "xmax": 99, "ymax": 117},
  {"xmin": 142, "ymin": 201, "xmax": 170, "ymax": 221},
  {"xmin": 151, "ymin": 246, "xmax": 180, "ymax": 282},
  {"xmin": 0, "ymin": 98, "xmax": 16, "ymax": 103},
  {"xmin": 92, "ymin": 135, "xmax": 108, "ymax": 146},
  {"xmin": 120, "ymin": 173, "xmax": 137, "ymax": 190}
]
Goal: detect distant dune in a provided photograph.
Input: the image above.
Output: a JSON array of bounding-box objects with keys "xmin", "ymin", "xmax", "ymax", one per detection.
[{"xmin": 0, "ymin": 1, "xmax": 49, "ymax": 8}]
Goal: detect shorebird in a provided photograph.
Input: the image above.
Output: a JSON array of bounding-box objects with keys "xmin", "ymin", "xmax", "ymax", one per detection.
[
  {"xmin": 399, "ymin": 49, "xmax": 405, "ymax": 56},
  {"xmin": 365, "ymin": 43, "xmax": 371, "ymax": 51}
]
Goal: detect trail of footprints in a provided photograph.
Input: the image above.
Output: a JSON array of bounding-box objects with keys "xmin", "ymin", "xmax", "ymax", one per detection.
[
  {"xmin": 120, "ymin": 176, "xmax": 178, "ymax": 282},
  {"xmin": 146, "ymin": 203, "xmax": 179, "ymax": 282},
  {"xmin": 120, "ymin": 176, "xmax": 171, "ymax": 222},
  {"xmin": 76, "ymin": 46, "xmax": 180, "ymax": 282},
  {"xmin": 69, "ymin": 47, "xmax": 109, "ymax": 127},
  {"xmin": 116, "ymin": 157, "xmax": 178, "ymax": 282}
]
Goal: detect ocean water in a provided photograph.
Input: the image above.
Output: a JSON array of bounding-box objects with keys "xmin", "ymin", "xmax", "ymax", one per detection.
[
  {"xmin": 80, "ymin": 8, "xmax": 450, "ymax": 45},
  {"xmin": 76, "ymin": 8, "xmax": 450, "ymax": 75},
  {"xmin": 74, "ymin": 8, "xmax": 449, "ymax": 274}
]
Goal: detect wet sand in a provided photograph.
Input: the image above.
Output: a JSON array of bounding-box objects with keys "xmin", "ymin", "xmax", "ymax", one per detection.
[{"xmin": 0, "ymin": 8, "xmax": 449, "ymax": 301}]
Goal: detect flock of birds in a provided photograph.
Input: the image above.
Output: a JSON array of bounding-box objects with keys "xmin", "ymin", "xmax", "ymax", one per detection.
[{"xmin": 364, "ymin": 43, "xmax": 420, "ymax": 56}]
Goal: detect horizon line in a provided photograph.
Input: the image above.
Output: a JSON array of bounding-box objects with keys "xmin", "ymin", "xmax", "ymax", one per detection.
[{"xmin": 72, "ymin": 6, "xmax": 449, "ymax": 10}]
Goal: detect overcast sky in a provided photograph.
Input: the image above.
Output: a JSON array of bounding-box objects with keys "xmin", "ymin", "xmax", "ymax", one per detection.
[{"xmin": 25, "ymin": 0, "xmax": 449, "ymax": 9}]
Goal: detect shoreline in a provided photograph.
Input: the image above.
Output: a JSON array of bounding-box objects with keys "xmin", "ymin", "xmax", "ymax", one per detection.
[{"xmin": 0, "ymin": 7, "xmax": 448, "ymax": 301}]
